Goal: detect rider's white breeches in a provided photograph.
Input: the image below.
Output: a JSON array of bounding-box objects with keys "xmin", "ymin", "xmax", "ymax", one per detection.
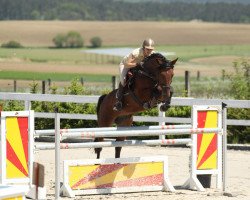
[{"xmin": 119, "ymin": 62, "xmax": 129, "ymax": 86}]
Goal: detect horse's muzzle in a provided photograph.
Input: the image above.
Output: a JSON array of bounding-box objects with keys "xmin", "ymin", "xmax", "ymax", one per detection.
[
  {"xmin": 160, "ymin": 103, "xmax": 170, "ymax": 112},
  {"xmin": 160, "ymin": 85, "xmax": 171, "ymax": 102}
]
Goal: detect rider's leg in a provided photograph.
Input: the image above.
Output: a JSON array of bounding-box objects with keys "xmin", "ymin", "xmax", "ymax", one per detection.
[
  {"xmin": 113, "ymin": 64, "xmax": 127, "ymax": 111},
  {"xmin": 113, "ymin": 83, "xmax": 125, "ymax": 111}
]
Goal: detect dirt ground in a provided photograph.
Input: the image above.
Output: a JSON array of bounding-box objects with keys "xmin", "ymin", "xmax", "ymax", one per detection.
[
  {"xmin": 34, "ymin": 144, "xmax": 250, "ymax": 200},
  {"xmin": 1, "ymin": 21, "xmax": 250, "ymax": 46}
]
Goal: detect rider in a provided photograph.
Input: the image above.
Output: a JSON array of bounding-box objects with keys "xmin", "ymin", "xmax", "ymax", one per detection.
[{"xmin": 113, "ymin": 38, "xmax": 155, "ymax": 111}]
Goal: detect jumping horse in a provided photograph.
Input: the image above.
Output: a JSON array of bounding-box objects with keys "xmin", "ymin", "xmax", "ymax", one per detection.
[{"xmin": 96, "ymin": 53, "xmax": 178, "ymax": 159}]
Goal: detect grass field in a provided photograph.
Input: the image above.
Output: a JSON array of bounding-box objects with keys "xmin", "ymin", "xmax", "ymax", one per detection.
[{"xmin": 0, "ymin": 21, "xmax": 249, "ymax": 93}]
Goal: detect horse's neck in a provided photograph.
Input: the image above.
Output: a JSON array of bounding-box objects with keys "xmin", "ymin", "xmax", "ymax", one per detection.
[{"xmin": 132, "ymin": 75, "xmax": 155, "ymax": 101}]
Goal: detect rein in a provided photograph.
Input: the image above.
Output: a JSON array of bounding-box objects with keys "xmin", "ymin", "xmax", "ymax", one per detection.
[
  {"xmin": 137, "ymin": 69, "xmax": 155, "ymax": 81},
  {"xmin": 128, "ymin": 68, "xmax": 160, "ymax": 109}
]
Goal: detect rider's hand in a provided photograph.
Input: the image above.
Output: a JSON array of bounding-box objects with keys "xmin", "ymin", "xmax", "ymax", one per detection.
[
  {"xmin": 137, "ymin": 61, "xmax": 144, "ymax": 67},
  {"xmin": 128, "ymin": 71, "xmax": 133, "ymax": 76}
]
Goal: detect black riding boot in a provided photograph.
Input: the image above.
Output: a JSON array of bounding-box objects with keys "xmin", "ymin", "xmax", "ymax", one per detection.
[{"xmin": 113, "ymin": 83, "xmax": 125, "ymax": 111}]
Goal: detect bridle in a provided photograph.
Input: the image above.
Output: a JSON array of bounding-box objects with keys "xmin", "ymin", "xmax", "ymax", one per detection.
[{"xmin": 128, "ymin": 54, "xmax": 174, "ymax": 110}]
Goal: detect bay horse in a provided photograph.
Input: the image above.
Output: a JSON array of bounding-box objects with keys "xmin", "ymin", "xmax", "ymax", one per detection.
[{"xmin": 96, "ymin": 53, "xmax": 178, "ymax": 159}]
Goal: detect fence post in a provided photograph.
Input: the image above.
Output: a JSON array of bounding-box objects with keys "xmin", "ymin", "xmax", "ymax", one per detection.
[
  {"xmin": 80, "ymin": 77, "xmax": 84, "ymax": 86},
  {"xmin": 48, "ymin": 79, "xmax": 51, "ymax": 87},
  {"xmin": 197, "ymin": 71, "xmax": 200, "ymax": 81},
  {"xmin": 101, "ymin": 54, "xmax": 104, "ymax": 64},
  {"xmin": 95, "ymin": 54, "xmax": 98, "ymax": 64},
  {"xmin": 24, "ymin": 101, "xmax": 31, "ymax": 110},
  {"xmin": 185, "ymin": 71, "xmax": 190, "ymax": 97},
  {"xmin": 222, "ymin": 69, "xmax": 225, "ymax": 81},
  {"xmin": 13, "ymin": 80, "xmax": 17, "ymax": 92},
  {"xmin": 42, "ymin": 81, "xmax": 46, "ymax": 94}
]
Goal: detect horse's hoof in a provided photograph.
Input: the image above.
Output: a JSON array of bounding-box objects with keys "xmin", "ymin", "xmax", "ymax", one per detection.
[{"xmin": 160, "ymin": 104, "xmax": 170, "ymax": 112}]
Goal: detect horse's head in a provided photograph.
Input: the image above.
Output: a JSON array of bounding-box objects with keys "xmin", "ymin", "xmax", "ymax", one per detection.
[{"xmin": 142, "ymin": 53, "xmax": 178, "ymax": 111}]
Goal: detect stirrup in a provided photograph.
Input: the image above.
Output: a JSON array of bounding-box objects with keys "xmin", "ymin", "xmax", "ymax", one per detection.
[{"xmin": 113, "ymin": 101, "xmax": 123, "ymax": 111}]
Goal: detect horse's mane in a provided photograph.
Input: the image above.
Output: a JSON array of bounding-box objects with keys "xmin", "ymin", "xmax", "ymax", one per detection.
[
  {"xmin": 143, "ymin": 52, "xmax": 168, "ymax": 63},
  {"xmin": 142, "ymin": 52, "xmax": 174, "ymax": 70},
  {"xmin": 131, "ymin": 53, "xmax": 172, "ymax": 76}
]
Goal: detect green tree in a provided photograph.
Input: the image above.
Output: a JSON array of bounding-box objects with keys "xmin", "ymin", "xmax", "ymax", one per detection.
[
  {"xmin": 227, "ymin": 59, "xmax": 250, "ymax": 100},
  {"xmin": 65, "ymin": 31, "xmax": 83, "ymax": 48},
  {"xmin": 52, "ymin": 33, "xmax": 66, "ymax": 48},
  {"xmin": 30, "ymin": 10, "xmax": 40, "ymax": 19},
  {"xmin": 90, "ymin": 36, "xmax": 102, "ymax": 48},
  {"xmin": 1, "ymin": 40, "xmax": 23, "ymax": 48},
  {"xmin": 226, "ymin": 58, "xmax": 250, "ymax": 144}
]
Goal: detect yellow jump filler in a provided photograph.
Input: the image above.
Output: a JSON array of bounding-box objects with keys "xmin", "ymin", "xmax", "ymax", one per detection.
[{"xmin": 61, "ymin": 156, "xmax": 175, "ymax": 197}]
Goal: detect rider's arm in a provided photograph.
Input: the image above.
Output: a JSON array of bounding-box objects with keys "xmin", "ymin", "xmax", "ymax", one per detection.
[
  {"xmin": 124, "ymin": 56, "xmax": 137, "ymax": 68},
  {"xmin": 124, "ymin": 54, "xmax": 140, "ymax": 68}
]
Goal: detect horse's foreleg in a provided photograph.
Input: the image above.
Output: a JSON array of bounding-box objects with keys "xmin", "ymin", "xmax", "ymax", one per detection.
[
  {"xmin": 115, "ymin": 115, "xmax": 133, "ymax": 158},
  {"xmin": 160, "ymin": 86, "xmax": 174, "ymax": 112},
  {"xmin": 94, "ymin": 138, "xmax": 104, "ymax": 159},
  {"xmin": 115, "ymin": 137, "xmax": 126, "ymax": 158}
]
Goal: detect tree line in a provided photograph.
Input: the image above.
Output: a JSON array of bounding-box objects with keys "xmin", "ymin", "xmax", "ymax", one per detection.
[{"xmin": 0, "ymin": 0, "xmax": 250, "ymax": 23}]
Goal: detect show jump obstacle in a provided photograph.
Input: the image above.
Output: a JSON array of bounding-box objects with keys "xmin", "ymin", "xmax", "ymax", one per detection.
[
  {"xmin": 57, "ymin": 105, "xmax": 225, "ymax": 198},
  {"xmin": 0, "ymin": 105, "xmax": 226, "ymax": 199}
]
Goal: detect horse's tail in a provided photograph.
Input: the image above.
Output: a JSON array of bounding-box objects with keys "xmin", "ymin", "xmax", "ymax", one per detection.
[{"xmin": 97, "ymin": 94, "xmax": 107, "ymax": 115}]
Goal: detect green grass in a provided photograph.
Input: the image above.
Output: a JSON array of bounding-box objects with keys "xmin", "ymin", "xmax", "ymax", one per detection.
[
  {"xmin": 158, "ymin": 45, "xmax": 250, "ymax": 61},
  {"xmin": 0, "ymin": 45, "xmax": 250, "ymax": 64},
  {"xmin": 0, "ymin": 70, "xmax": 220, "ymax": 83},
  {"xmin": 0, "ymin": 71, "xmax": 112, "ymax": 82},
  {"xmin": 0, "ymin": 47, "xmax": 90, "ymax": 63}
]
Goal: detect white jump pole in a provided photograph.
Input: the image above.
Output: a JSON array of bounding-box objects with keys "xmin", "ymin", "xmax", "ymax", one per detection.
[
  {"xmin": 59, "ymin": 127, "xmax": 221, "ymax": 139},
  {"xmin": 35, "ymin": 124, "xmax": 192, "ymax": 136},
  {"xmin": 36, "ymin": 138, "xmax": 192, "ymax": 150}
]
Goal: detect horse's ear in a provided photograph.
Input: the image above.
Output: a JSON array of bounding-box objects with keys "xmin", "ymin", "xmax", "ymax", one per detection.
[{"xmin": 171, "ymin": 58, "xmax": 178, "ymax": 66}]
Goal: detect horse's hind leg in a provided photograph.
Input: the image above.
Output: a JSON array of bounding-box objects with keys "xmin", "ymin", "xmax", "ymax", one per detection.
[
  {"xmin": 96, "ymin": 115, "xmax": 116, "ymax": 158},
  {"xmin": 94, "ymin": 138, "xmax": 104, "ymax": 159},
  {"xmin": 115, "ymin": 115, "xmax": 133, "ymax": 158},
  {"xmin": 115, "ymin": 137, "xmax": 126, "ymax": 158}
]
